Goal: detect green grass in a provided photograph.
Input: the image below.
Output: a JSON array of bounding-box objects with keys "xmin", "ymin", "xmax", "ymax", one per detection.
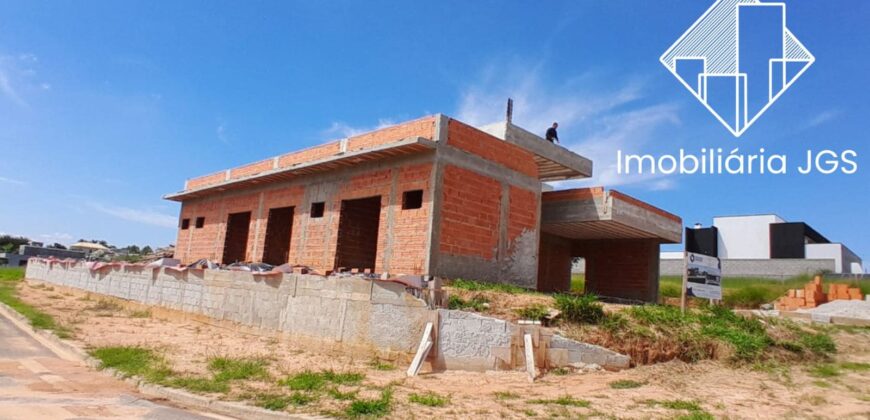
[
  {"xmin": 90, "ymin": 346, "xmax": 160, "ymax": 377},
  {"xmin": 609, "ymin": 379, "xmax": 644, "ymax": 389},
  {"xmin": 527, "ymin": 395, "xmax": 590, "ymax": 407},
  {"xmin": 554, "ymin": 293, "xmax": 605, "ymax": 324},
  {"xmin": 280, "ymin": 369, "xmax": 365, "ymax": 391},
  {"xmin": 128, "ymin": 309, "xmax": 151, "ymax": 318},
  {"xmin": 659, "ymin": 274, "xmax": 870, "ymax": 308},
  {"xmin": 89, "ymin": 299, "xmax": 123, "ymax": 312},
  {"xmin": 208, "ymin": 357, "xmax": 269, "ymax": 381},
  {"xmin": 645, "ymin": 399, "xmax": 713, "ymax": 419},
  {"xmin": 840, "ymin": 361, "xmax": 870, "ymax": 371},
  {"xmin": 494, "ymin": 391, "xmax": 520, "ymax": 400},
  {"xmin": 89, "ymin": 346, "xmax": 275, "ymax": 395},
  {"xmin": 408, "ymin": 392, "xmax": 449, "ymax": 407},
  {"xmin": 515, "ymin": 304, "xmax": 549, "ymax": 321},
  {"xmin": 327, "ymin": 388, "xmax": 359, "ymax": 401},
  {"xmin": 254, "ymin": 392, "xmax": 316, "ymax": 410},
  {"xmin": 165, "ymin": 376, "xmax": 229, "ymax": 393},
  {"xmin": 567, "ymin": 303, "xmax": 837, "ymax": 365},
  {"xmin": 368, "ymin": 359, "xmax": 395, "ymax": 371},
  {"xmin": 447, "ymin": 294, "xmax": 489, "ymax": 311},
  {"xmin": 0, "ymin": 268, "xmax": 73, "ymax": 338},
  {"xmin": 449, "ymin": 278, "xmax": 534, "ymax": 294},
  {"xmin": 346, "ymin": 389, "xmax": 392, "ymax": 418}
]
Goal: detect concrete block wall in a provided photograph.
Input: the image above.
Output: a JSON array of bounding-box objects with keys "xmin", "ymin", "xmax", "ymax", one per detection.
[
  {"xmin": 659, "ymin": 258, "xmax": 836, "ymax": 279},
  {"xmin": 26, "ymin": 261, "xmax": 630, "ymax": 371},
  {"xmin": 26, "ymin": 260, "xmax": 430, "ymax": 355}
]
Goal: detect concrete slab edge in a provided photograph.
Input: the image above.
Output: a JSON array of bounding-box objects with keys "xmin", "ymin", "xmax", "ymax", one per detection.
[{"xmin": 0, "ymin": 301, "xmax": 318, "ymax": 420}]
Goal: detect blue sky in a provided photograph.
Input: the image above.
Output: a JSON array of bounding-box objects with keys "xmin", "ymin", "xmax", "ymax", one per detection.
[{"xmin": 0, "ymin": 1, "xmax": 867, "ymax": 263}]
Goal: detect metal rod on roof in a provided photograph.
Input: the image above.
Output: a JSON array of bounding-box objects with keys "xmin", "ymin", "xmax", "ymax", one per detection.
[{"xmin": 506, "ymin": 98, "xmax": 513, "ymax": 124}]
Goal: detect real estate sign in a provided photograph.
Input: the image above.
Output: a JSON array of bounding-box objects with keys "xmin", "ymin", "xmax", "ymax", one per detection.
[{"xmin": 683, "ymin": 251, "xmax": 722, "ymax": 300}]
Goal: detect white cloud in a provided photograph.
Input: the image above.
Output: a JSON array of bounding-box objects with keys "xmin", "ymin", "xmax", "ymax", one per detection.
[
  {"xmin": 216, "ymin": 121, "xmax": 229, "ymax": 144},
  {"xmin": 0, "ymin": 176, "xmax": 26, "ymax": 186},
  {"xmin": 455, "ymin": 58, "xmax": 681, "ymax": 191},
  {"xmin": 38, "ymin": 232, "xmax": 74, "ymax": 245},
  {"xmin": 0, "ymin": 67, "xmax": 26, "ymax": 107},
  {"xmin": 0, "ymin": 53, "xmax": 46, "ymax": 108},
  {"xmin": 87, "ymin": 202, "xmax": 177, "ymax": 228},
  {"xmin": 804, "ymin": 109, "xmax": 840, "ymax": 129},
  {"xmin": 322, "ymin": 118, "xmax": 397, "ymax": 139}
]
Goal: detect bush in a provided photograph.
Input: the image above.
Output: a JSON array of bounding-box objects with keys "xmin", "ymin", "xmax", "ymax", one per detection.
[{"xmin": 554, "ymin": 294, "xmax": 604, "ymax": 324}]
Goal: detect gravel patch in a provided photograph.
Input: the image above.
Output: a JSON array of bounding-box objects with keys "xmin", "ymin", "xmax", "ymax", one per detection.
[{"xmin": 798, "ymin": 300, "xmax": 870, "ymax": 321}]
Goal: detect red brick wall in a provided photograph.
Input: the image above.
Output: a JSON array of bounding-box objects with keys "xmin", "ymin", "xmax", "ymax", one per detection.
[
  {"xmin": 250, "ymin": 185, "xmax": 306, "ymax": 263},
  {"xmin": 330, "ymin": 169, "xmax": 394, "ymax": 272},
  {"xmin": 217, "ymin": 193, "xmax": 260, "ymax": 263},
  {"xmin": 438, "ymin": 165, "xmax": 501, "ymax": 259},
  {"xmin": 508, "ymin": 185, "xmax": 537, "ymax": 246},
  {"xmin": 176, "ymin": 198, "xmax": 224, "ymax": 262},
  {"xmin": 230, "ymin": 159, "xmax": 273, "ymax": 180},
  {"xmin": 390, "ymin": 163, "xmax": 433, "ymax": 273},
  {"xmin": 278, "ymin": 142, "xmax": 342, "ymax": 168},
  {"xmin": 537, "ymin": 233, "xmax": 573, "ymax": 292},
  {"xmin": 575, "ymin": 239, "xmax": 660, "ymax": 302},
  {"xmin": 186, "ymin": 172, "xmax": 226, "ymax": 190},
  {"xmin": 446, "ymin": 119, "xmax": 538, "ymax": 178},
  {"xmin": 346, "ymin": 116, "xmax": 435, "ymax": 152}
]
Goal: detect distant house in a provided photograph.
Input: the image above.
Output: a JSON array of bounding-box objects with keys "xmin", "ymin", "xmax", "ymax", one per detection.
[
  {"xmin": 69, "ymin": 241, "xmax": 111, "ymax": 254},
  {"xmin": 0, "ymin": 244, "xmax": 87, "ymax": 267},
  {"xmin": 659, "ymin": 214, "xmax": 863, "ymax": 278}
]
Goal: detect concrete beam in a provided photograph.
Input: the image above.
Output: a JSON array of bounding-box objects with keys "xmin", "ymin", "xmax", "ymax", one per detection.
[{"xmin": 478, "ymin": 122, "xmax": 593, "ymax": 180}]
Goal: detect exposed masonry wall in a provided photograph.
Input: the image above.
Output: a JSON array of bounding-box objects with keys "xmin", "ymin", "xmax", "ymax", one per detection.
[
  {"xmin": 659, "ymin": 258, "xmax": 836, "ymax": 279},
  {"xmin": 174, "ymin": 157, "xmax": 435, "ymax": 276},
  {"xmin": 26, "ymin": 262, "xmax": 629, "ymax": 371},
  {"xmin": 577, "ymin": 239, "xmax": 660, "ymax": 302},
  {"xmin": 185, "ymin": 116, "xmax": 436, "ymax": 191},
  {"xmin": 433, "ymin": 120, "xmax": 542, "ymax": 288}
]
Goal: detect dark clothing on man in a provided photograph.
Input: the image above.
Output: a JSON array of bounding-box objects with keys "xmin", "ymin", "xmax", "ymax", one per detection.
[{"xmin": 545, "ymin": 127, "xmax": 559, "ymax": 143}]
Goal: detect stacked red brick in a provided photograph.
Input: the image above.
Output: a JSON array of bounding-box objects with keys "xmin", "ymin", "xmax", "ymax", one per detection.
[{"xmin": 775, "ymin": 276, "xmax": 866, "ymax": 311}]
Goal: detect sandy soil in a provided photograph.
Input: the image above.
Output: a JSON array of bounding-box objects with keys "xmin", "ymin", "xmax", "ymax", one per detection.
[{"xmin": 18, "ymin": 280, "xmax": 870, "ymax": 419}]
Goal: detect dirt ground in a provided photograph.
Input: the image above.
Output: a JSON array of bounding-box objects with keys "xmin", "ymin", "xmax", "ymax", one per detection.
[{"xmin": 18, "ymin": 280, "xmax": 870, "ymax": 419}]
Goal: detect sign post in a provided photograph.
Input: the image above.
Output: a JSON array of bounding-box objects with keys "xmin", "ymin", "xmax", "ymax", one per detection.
[{"xmin": 681, "ymin": 251, "xmax": 722, "ymax": 311}]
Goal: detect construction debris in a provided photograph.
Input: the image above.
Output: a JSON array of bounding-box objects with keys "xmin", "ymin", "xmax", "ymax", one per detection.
[{"xmin": 774, "ymin": 275, "xmax": 866, "ymax": 311}]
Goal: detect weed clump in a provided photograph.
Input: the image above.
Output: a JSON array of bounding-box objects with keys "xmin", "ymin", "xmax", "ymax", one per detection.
[
  {"xmin": 554, "ymin": 294, "xmax": 604, "ymax": 324},
  {"xmin": 515, "ymin": 304, "xmax": 549, "ymax": 322},
  {"xmin": 346, "ymin": 388, "xmax": 392, "ymax": 417},
  {"xmin": 408, "ymin": 391, "xmax": 449, "ymax": 407}
]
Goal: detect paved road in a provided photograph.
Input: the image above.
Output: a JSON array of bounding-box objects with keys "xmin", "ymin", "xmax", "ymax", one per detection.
[{"xmin": 0, "ymin": 313, "xmax": 227, "ymax": 420}]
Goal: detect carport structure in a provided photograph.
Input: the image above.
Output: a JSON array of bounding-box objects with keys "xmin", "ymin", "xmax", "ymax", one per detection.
[{"xmin": 537, "ymin": 188, "xmax": 682, "ymax": 302}]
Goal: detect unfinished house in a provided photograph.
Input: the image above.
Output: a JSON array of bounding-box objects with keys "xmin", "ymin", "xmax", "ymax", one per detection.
[{"xmin": 165, "ymin": 115, "xmax": 681, "ymax": 302}]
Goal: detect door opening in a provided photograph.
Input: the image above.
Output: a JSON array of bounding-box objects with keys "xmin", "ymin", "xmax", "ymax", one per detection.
[
  {"xmin": 262, "ymin": 206, "xmax": 294, "ymax": 265},
  {"xmin": 335, "ymin": 196, "xmax": 381, "ymax": 271},
  {"xmin": 222, "ymin": 211, "xmax": 251, "ymax": 264}
]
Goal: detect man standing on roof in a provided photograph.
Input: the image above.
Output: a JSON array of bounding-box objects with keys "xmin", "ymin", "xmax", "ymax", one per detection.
[{"xmin": 545, "ymin": 122, "xmax": 559, "ymax": 144}]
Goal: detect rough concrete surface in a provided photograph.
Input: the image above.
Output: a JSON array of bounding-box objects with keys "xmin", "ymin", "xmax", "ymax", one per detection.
[
  {"xmin": 0, "ymin": 305, "xmax": 225, "ymax": 420},
  {"xmin": 26, "ymin": 261, "xmax": 630, "ymax": 371}
]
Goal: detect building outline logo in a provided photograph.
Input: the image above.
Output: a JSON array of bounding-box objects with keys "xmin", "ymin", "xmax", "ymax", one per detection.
[{"xmin": 660, "ymin": 0, "xmax": 814, "ymax": 137}]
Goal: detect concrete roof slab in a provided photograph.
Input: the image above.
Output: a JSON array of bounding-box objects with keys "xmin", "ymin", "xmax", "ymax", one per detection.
[
  {"xmin": 541, "ymin": 188, "xmax": 682, "ymax": 243},
  {"xmin": 478, "ymin": 122, "xmax": 593, "ymax": 181}
]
